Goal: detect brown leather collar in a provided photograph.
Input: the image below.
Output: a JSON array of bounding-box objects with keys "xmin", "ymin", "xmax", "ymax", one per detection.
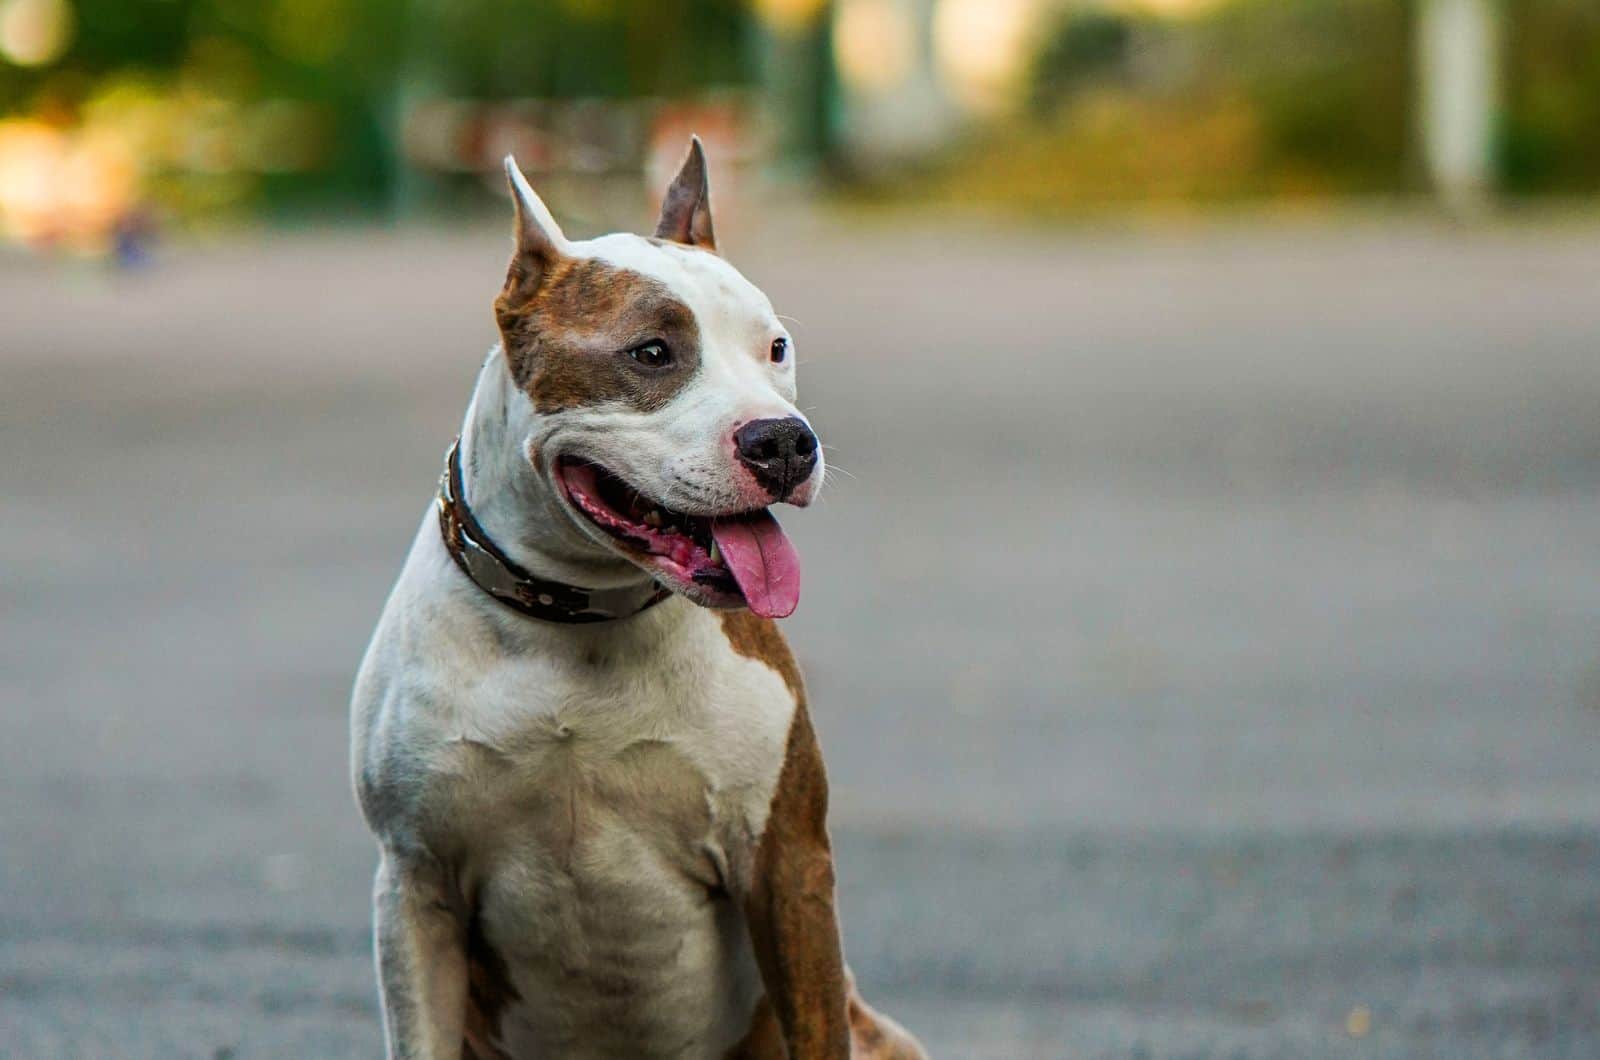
[{"xmin": 437, "ymin": 439, "xmax": 670, "ymax": 624}]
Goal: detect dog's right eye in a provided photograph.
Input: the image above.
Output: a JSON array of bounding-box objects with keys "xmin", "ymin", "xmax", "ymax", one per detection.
[{"xmin": 627, "ymin": 341, "xmax": 673, "ymax": 369}]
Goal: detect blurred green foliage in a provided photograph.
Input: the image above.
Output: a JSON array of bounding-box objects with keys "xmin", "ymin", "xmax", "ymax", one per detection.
[
  {"xmin": 410, "ymin": 0, "xmax": 751, "ymax": 99},
  {"xmin": 0, "ymin": 0, "xmax": 754, "ymax": 215},
  {"xmin": 1012, "ymin": 0, "xmax": 1412, "ymax": 204},
  {"xmin": 1028, "ymin": 9, "xmax": 1131, "ymax": 114},
  {"xmin": 1201, "ymin": 0, "xmax": 1412, "ymax": 194},
  {"xmin": 5, "ymin": 0, "xmax": 1597, "ymax": 221},
  {"xmin": 1, "ymin": 0, "xmax": 396, "ymax": 210},
  {"xmin": 1502, "ymin": 0, "xmax": 1600, "ymax": 194}
]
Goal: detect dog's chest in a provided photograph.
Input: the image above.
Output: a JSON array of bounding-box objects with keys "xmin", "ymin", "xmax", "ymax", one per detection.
[
  {"xmin": 421, "ymin": 613, "xmax": 795, "ymax": 1055},
  {"xmin": 432, "ymin": 615, "xmax": 795, "ymax": 870}
]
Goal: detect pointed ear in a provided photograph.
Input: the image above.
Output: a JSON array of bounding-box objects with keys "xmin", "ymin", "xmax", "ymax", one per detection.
[
  {"xmin": 654, "ymin": 135, "xmax": 717, "ymax": 252},
  {"xmin": 502, "ymin": 155, "xmax": 568, "ymax": 305}
]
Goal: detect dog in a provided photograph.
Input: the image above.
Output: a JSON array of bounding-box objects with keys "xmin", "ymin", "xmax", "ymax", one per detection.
[{"xmin": 351, "ymin": 139, "xmax": 927, "ymax": 1059}]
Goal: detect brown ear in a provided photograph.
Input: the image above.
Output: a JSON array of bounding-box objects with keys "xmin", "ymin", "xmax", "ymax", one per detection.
[
  {"xmin": 654, "ymin": 135, "xmax": 717, "ymax": 252},
  {"xmin": 502, "ymin": 155, "xmax": 568, "ymax": 306}
]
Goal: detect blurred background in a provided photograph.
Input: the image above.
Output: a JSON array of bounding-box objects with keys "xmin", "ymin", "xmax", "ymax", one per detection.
[{"xmin": 3, "ymin": 1, "xmax": 1599, "ymax": 1057}]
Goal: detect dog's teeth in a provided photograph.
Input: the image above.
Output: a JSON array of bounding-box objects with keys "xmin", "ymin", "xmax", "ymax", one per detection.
[
  {"xmin": 709, "ymin": 540, "xmax": 722, "ymax": 565},
  {"xmin": 643, "ymin": 510, "xmax": 663, "ymax": 529}
]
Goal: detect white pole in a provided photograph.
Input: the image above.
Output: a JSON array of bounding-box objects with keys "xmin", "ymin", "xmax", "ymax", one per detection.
[{"xmin": 1419, "ymin": 0, "xmax": 1500, "ymax": 213}]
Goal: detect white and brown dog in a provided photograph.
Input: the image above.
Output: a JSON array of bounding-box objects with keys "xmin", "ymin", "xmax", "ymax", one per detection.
[{"xmin": 351, "ymin": 140, "xmax": 927, "ymax": 1059}]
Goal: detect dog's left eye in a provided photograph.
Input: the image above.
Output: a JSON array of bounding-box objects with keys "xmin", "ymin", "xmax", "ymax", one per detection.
[
  {"xmin": 770, "ymin": 338, "xmax": 788, "ymax": 364},
  {"xmin": 628, "ymin": 341, "xmax": 673, "ymax": 368}
]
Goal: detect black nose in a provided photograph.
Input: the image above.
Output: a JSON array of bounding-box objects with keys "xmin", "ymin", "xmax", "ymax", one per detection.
[{"xmin": 733, "ymin": 417, "xmax": 819, "ymax": 500}]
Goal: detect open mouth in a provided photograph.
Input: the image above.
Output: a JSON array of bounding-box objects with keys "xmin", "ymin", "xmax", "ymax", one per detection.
[{"xmin": 556, "ymin": 458, "xmax": 802, "ymax": 619}]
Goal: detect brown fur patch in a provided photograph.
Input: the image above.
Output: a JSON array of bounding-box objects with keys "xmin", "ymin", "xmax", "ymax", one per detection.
[
  {"xmin": 720, "ymin": 611, "xmax": 927, "ymax": 1060},
  {"xmin": 725, "ymin": 980, "xmax": 928, "ymax": 1059},
  {"xmin": 719, "ymin": 611, "xmax": 850, "ymax": 1056},
  {"xmin": 495, "ymin": 256, "xmax": 701, "ymax": 415},
  {"xmin": 719, "ymin": 611, "xmax": 804, "ymax": 702}
]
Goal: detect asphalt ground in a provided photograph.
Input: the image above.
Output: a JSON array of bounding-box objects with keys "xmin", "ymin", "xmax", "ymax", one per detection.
[{"xmin": 3, "ymin": 214, "xmax": 1599, "ymax": 1057}]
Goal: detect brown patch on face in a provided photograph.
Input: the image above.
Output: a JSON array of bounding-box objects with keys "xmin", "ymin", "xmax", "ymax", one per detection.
[
  {"xmin": 462, "ymin": 914, "xmax": 519, "ymax": 1060},
  {"xmin": 495, "ymin": 255, "xmax": 701, "ymax": 415}
]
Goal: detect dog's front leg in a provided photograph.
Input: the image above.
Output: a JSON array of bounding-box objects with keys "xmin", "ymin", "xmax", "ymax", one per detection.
[
  {"xmin": 373, "ymin": 852, "xmax": 469, "ymax": 1060},
  {"xmin": 742, "ymin": 702, "xmax": 852, "ymax": 1059}
]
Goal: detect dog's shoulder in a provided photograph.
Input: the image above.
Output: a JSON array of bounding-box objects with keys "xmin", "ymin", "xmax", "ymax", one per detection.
[{"xmin": 349, "ymin": 518, "xmax": 565, "ymax": 845}]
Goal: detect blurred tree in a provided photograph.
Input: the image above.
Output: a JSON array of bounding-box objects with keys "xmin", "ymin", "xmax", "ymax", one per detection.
[
  {"xmin": 405, "ymin": 0, "xmax": 751, "ymax": 99},
  {"xmin": 1202, "ymin": 0, "xmax": 1413, "ymax": 194},
  {"xmin": 1029, "ymin": 8, "xmax": 1133, "ymax": 117},
  {"xmin": 1501, "ymin": 0, "xmax": 1600, "ymax": 194}
]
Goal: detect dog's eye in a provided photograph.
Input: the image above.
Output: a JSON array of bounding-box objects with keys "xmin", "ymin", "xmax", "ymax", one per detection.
[
  {"xmin": 770, "ymin": 337, "xmax": 788, "ymax": 364},
  {"xmin": 628, "ymin": 341, "xmax": 673, "ymax": 369}
]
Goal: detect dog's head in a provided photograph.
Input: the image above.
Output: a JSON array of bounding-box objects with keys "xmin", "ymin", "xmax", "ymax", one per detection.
[{"xmin": 494, "ymin": 139, "xmax": 820, "ymax": 619}]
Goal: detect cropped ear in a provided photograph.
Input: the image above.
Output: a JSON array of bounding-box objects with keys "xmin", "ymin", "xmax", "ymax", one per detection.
[
  {"xmin": 502, "ymin": 155, "xmax": 568, "ymax": 305},
  {"xmin": 654, "ymin": 135, "xmax": 717, "ymax": 252}
]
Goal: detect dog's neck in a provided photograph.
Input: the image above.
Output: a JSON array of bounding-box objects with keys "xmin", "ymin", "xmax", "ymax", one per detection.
[{"xmin": 455, "ymin": 350, "xmax": 657, "ymax": 595}]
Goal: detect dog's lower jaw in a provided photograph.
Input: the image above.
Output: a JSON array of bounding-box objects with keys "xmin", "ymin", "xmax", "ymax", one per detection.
[{"xmin": 457, "ymin": 353, "xmax": 662, "ymax": 595}]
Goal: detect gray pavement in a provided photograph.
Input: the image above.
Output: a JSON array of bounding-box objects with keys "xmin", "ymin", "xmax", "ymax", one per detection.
[{"xmin": 2, "ymin": 215, "xmax": 1599, "ymax": 1057}]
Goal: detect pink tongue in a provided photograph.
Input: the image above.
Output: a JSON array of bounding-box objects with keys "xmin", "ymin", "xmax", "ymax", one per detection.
[{"xmin": 711, "ymin": 510, "xmax": 802, "ymax": 619}]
